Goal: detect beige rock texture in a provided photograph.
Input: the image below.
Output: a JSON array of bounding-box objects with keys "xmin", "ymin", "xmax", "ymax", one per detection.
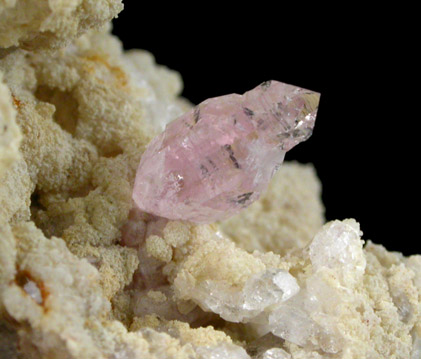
[
  {"xmin": 0, "ymin": 70, "xmax": 20, "ymax": 178},
  {"xmin": 0, "ymin": 3, "xmax": 420, "ymax": 359},
  {"xmin": 0, "ymin": 0, "xmax": 123, "ymax": 50}
]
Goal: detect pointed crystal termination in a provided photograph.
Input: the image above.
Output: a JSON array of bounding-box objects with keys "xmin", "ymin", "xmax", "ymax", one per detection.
[{"xmin": 133, "ymin": 81, "xmax": 320, "ymax": 223}]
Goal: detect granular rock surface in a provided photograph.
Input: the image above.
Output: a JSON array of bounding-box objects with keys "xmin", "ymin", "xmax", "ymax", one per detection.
[{"xmin": 0, "ymin": 2, "xmax": 420, "ymax": 358}]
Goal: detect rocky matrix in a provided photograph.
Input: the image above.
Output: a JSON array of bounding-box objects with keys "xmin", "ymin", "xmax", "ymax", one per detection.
[
  {"xmin": 133, "ymin": 81, "xmax": 319, "ymax": 223},
  {"xmin": 0, "ymin": 2, "xmax": 420, "ymax": 359}
]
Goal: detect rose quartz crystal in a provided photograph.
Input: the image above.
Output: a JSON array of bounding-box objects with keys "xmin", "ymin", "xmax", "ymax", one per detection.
[{"xmin": 133, "ymin": 81, "xmax": 320, "ymax": 223}]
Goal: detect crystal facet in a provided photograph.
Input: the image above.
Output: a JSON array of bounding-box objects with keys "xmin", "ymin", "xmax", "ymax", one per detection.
[
  {"xmin": 133, "ymin": 81, "xmax": 320, "ymax": 223},
  {"xmin": 183, "ymin": 268, "xmax": 300, "ymax": 323},
  {"xmin": 258, "ymin": 348, "xmax": 291, "ymax": 359}
]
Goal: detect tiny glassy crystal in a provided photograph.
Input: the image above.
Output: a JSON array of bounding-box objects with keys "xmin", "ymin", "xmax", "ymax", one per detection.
[{"xmin": 133, "ymin": 81, "xmax": 320, "ymax": 223}]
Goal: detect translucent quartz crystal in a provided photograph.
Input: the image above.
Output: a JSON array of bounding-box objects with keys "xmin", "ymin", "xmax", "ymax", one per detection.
[
  {"xmin": 133, "ymin": 81, "xmax": 320, "ymax": 223},
  {"xmin": 257, "ymin": 348, "xmax": 291, "ymax": 359},
  {"xmin": 309, "ymin": 220, "xmax": 365, "ymax": 279},
  {"xmin": 258, "ymin": 220, "xmax": 364, "ymax": 353},
  {"xmin": 23, "ymin": 280, "xmax": 42, "ymax": 304},
  {"xmin": 195, "ymin": 343, "xmax": 251, "ymax": 359},
  {"xmin": 247, "ymin": 334, "xmax": 290, "ymax": 359},
  {"xmin": 188, "ymin": 269, "xmax": 300, "ymax": 322}
]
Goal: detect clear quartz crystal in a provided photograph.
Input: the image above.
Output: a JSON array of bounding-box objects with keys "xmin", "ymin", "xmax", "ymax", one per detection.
[
  {"xmin": 264, "ymin": 284, "xmax": 344, "ymax": 353},
  {"xmin": 23, "ymin": 280, "xmax": 42, "ymax": 304},
  {"xmin": 253, "ymin": 221, "xmax": 364, "ymax": 354},
  {"xmin": 247, "ymin": 334, "xmax": 289, "ymax": 359},
  {"xmin": 242, "ymin": 269, "xmax": 300, "ymax": 312},
  {"xmin": 309, "ymin": 219, "xmax": 365, "ymax": 278},
  {"xmin": 192, "ymin": 269, "xmax": 299, "ymax": 322},
  {"xmin": 268, "ymin": 293, "xmax": 319, "ymax": 348},
  {"xmin": 195, "ymin": 343, "xmax": 251, "ymax": 359},
  {"xmin": 133, "ymin": 81, "xmax": 320, "ymax": 223},
  {"xmin": 257, "ymin": 348, "xmax": 291, "ymax": 359}
]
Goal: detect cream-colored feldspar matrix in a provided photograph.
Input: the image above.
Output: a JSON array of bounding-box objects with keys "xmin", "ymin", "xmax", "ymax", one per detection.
[{"xmin": 0, "ymin": 2, "xmax": 420, "ymax": 359}]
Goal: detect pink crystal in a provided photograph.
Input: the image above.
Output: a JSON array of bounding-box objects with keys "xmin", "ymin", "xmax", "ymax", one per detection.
[{"xmin": 133, "ymin": 81, "xmax": 320, "ymax": 223}]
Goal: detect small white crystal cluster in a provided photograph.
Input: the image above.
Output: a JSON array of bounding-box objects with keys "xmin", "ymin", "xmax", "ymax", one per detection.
[
  {"xmin": 0, "ymin": 2, "xmax": 420, "ymax": 359},
  {"xmin": 131, "ymin": 217, "xmax": 420, "ymax": 358},
  {"xmin": 259, "ymin": 220, "xmax": 365, "ymax": 353},
  {"xmin": 170, "ymin": 221, "xmax": 360, "ymax": 355},
  {"xmin": 191, "ymin": 222, "xmax": 418, "ymax": 358}
]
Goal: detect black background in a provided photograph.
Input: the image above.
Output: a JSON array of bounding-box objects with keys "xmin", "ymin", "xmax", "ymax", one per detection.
[{"xmin": 113, "ymin": 4, "xmax": 417, "ymax": 255}]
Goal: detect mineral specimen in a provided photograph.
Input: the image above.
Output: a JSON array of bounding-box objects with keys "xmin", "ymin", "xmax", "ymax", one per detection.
[
  {"xmin": 133, "ymin": 81, "xmax": 320, "ymax": 223},
  {"xmin": 1, "ymin": 2, "xmax": 420, "ymax": 359}
]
